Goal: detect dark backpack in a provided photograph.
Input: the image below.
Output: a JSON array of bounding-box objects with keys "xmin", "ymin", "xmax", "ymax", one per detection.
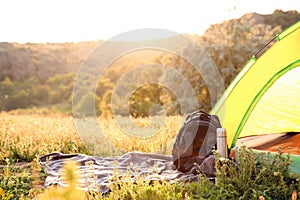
[{"xmin": 172, "ymin": 111, "xmax": 222, "ymax": 172}]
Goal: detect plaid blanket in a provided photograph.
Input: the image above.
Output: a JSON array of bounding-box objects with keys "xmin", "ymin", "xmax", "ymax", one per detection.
[{"xmin": 39, "ymin": 152, "xmax": 215, "ymax": 193}]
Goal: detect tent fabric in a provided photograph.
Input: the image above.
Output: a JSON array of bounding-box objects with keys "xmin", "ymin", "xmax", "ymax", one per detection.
[
  {"xmin": 211, "ymin": 20, "xmax": 300, "ymax": 149},
  {"xmin": 235, "ymin": 132, "xmax": 300, "ymax": 175},
  {"xmin": 237, "ymin": 132, "xmax": 300, "ymax": 155},
  {"xmin": 241, "ymin": 66, "xmax": 300, "ymax": 139}
]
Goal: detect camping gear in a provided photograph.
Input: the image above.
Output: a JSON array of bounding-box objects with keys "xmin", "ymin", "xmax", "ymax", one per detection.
[
  {"xmin": 172, "ymin": 111, "xmax": 222, "ymax": 172},
  {"xmin": 216, "ymin": 128, "xmax": 228, "ymax": 158},
  {"xmin": 210, "ymin": 20, "xmax": 300, "ymax": 174}
]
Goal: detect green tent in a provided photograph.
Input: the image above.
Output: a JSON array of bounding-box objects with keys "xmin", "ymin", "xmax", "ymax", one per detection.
[{"xmin": 211, "ymin": 20, "xmax": 300, "ymax": 174}]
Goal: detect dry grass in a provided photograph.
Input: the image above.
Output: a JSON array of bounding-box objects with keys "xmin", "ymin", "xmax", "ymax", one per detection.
[
  {"xmin": 0, "ymin": 113, "xmax": 183, "ymax": 163},
  {"xmin": 0, "ymin": 112, "xmax": 183, "ymax": 199},
  {"xmin": 1, "ymin": 113, "xmax": 299, "ymax": 199},
  {"xmin": 0, "ymin": 113, "xmax": 87, "ymax": 163},
  {"xmin": 98, "ymin": 115, "xmax": 182, "ymax": 154}
]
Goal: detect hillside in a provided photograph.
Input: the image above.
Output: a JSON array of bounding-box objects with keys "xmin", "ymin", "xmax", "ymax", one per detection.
[
  {"xmin": 1, "ymin": 10, "xmax": 299, "ymax": 82},
  {"xmin": 0, "ymin": 41, "xmax": 99, "ymax": 81},
  {"xmin": 0, "ymin": 10, "xmax": 299, "ymax": 115}
]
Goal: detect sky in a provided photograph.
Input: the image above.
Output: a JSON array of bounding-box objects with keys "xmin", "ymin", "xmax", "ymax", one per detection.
[{"xmin": 1, "ymin": 0, "xmax": 299, "ymax": 43}]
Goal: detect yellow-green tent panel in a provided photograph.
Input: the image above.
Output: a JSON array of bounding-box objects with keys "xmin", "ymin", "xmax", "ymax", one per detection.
[
  {"xmin": 241, "ymin": 65, "xmax": 300, "ymax": 138},
  {"xmin": 211, "ymin": 20, "xmax": 300, "ymax": 148}
]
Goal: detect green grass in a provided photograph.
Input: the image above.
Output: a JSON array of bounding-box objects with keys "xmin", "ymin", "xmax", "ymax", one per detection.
[
  {"xmin": 35, "ymin": 147, "xmax": 300, "ymax": 200},
  {"xmin": 0, "ymin": 113, "xmax": 299, "ymax": 199}
]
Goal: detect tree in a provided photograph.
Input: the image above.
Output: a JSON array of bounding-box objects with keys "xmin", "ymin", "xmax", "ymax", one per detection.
[{"xmin": 73, "ymin": 92, "xmax": 100, "ymax": 117}]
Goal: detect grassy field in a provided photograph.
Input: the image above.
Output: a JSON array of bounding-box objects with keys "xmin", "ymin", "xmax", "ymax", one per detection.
[
  {"xmin": 0, "ymin": 112, "xmax": 299, "ymax": 199},
  {"xmin": 0, "ymin": 113, "xmax": 182, "ymax": 160}
]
